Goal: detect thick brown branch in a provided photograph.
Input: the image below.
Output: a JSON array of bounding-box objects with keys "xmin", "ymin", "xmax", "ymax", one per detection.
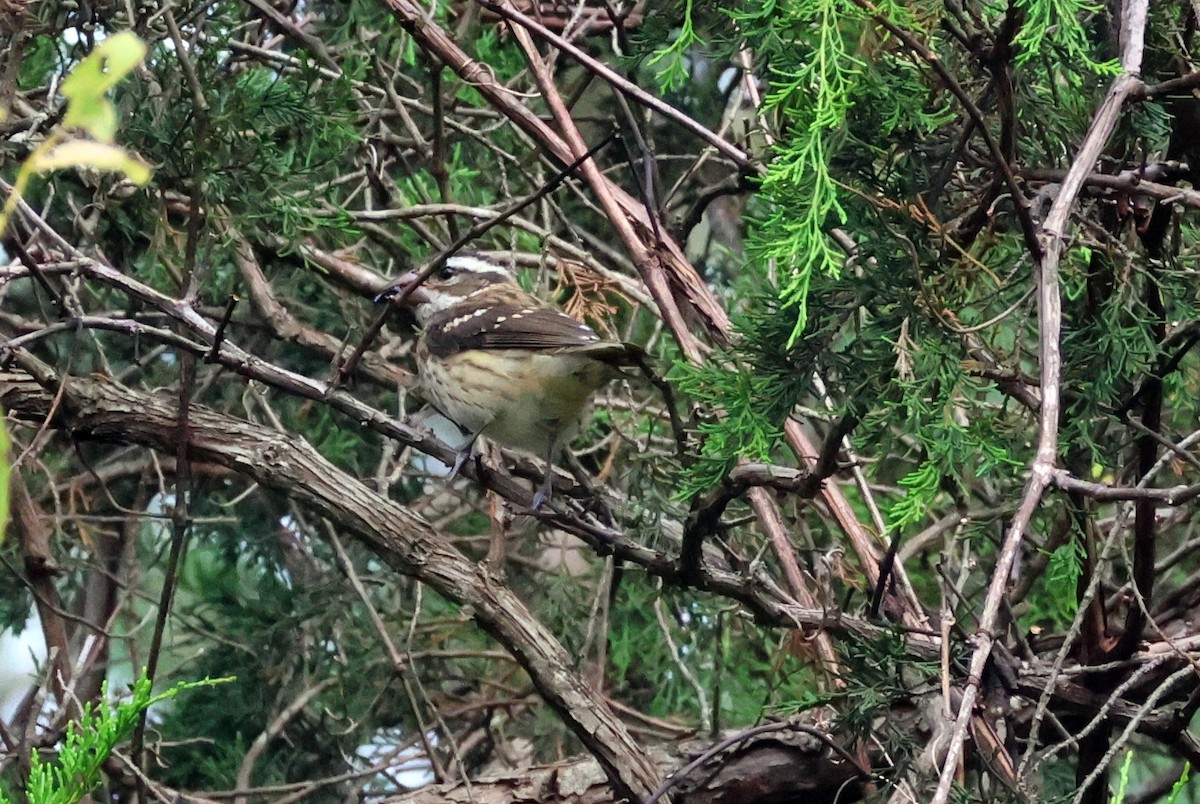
[{"xmin": 0, "ymin": 360, "xmax": 661, "ymax": 802}]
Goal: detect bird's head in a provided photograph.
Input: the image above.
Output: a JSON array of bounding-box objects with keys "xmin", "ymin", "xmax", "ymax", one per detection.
[{"xmin": 388, "ymin": 253, "xmax": 518, "ymax": 325}]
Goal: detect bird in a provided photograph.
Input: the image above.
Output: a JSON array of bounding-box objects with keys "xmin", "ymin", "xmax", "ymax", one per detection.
[{"xmin": 385, "ymin": 253, "xmax": 639, "ymax": 507}]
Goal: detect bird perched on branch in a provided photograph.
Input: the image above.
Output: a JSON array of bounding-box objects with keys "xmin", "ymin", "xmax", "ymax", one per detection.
[{"xmin": 386, "ymin": 253, "xmax": 640, "ymax": 506}]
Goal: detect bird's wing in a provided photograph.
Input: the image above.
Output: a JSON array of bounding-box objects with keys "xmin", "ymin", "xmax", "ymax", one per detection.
[{"xmin": 425, "ymin": 300, "xmax": 618, "ymax": 356}]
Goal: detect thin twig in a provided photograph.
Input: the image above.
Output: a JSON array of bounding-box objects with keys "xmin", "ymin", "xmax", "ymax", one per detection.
[
  {"xmin": 642, "ymin": 720, "xmax": 877, "ymax": 804},
  {"xmin": 927, "ymin": 4, "xmax": 1150, "ymax": 798},
  {"xmin": 473, "ymin": 0, "xmax": 753, "ymax": 172},
  {"xmin": 333, "ymin": 130, "xmax": 620, "ymax": 386}
]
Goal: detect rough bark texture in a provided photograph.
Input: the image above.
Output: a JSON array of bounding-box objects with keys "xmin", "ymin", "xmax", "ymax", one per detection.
[
  {"xmin": 0, "ymin": 362, "xmax": 661, "ymax": 802},
  {"xmin": 383, "ymin": 729, "xmax": 865, "ymax": 804}
]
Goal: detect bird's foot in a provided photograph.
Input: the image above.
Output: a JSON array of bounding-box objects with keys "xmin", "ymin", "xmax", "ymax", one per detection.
[
  {"xmin": 528, "ymin": 459, "xmax": 558, "ymax": 511},
  {"xmin": 530, "ymin": 482, "xmax": 551, "ymax": 511},
  {"xmin": 448, "ymin": 446, "xmax": 472, "ymax": 480}
]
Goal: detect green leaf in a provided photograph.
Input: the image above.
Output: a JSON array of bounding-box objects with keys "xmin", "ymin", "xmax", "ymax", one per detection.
[
  {"xmin": 0, "ymin": 32, "xmax": 151, "ymax": 237},
  {"xmin": 1165, "ymin": 763, "xmax": 1191, "ymax": 804},
  {"xmin": 60, "ymin": 31, "xmax": 148, "ymax": 141},
  {"xmin": 32, "ymin": 139, "xmax": 152, "ymax": 184},
  {"xmin": 1013, "ymin": 0, "xmax": 1119, "ymax": 73},
  {"xmin": 1111, "ymin": 750, "xmax": 1133, "ymax": 802},
  {"xmin": 0, "ymin": 671, "xmax": 232, "ymax": 804},
  {"xmin": 736, "ymin": 0, "xmax": 862, "ymax": 345},
  {"xmin": 646, "ymin": 0, "xmax": 704, "ymax": 91}
]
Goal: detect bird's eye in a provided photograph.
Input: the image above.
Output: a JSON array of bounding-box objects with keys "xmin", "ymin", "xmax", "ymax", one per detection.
[{"xmin": 437, "ymin": 263, "xmax": 459, "ymax": 280}]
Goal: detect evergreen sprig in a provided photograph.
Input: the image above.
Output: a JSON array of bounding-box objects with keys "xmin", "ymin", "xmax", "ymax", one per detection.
[
  {"xmin": 0, "ymin": 673, "xmax": 230, "ymax": 804},
  {"xmin": 1013, "ymin": 0, "xmax": 1119, "ymax": 72},
  {"xmin": 733, "ymin": 0, "xmax": 864, "ymax": 346}
]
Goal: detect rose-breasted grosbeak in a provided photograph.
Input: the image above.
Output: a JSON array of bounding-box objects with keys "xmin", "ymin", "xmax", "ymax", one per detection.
[{"xmin": 389, "ymin": 253, "xmax": 638, "ymax": 505}]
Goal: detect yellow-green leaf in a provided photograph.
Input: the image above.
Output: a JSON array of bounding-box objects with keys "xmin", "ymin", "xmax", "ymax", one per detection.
[
  {"xmin": 60, "ymin": 31, "xmax": 147, "ymax": 141},
  {"xmin": 33, "ymin": 139, "xmax": 152, "ymax": 184}
]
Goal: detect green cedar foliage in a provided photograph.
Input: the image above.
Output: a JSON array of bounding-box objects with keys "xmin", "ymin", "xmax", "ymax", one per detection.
[
  {"xmin": 4, "ymin": 0, "xmax": 1200, "ymax": 799},
  {"xmin": 0, "ymin": 674, "xmax": 227, "ymax": 804}
]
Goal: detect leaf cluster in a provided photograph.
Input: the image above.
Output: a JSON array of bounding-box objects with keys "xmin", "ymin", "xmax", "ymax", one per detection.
[{"xmin": 0, "ymin": 674, "xmax": 228, "ymax": 804}]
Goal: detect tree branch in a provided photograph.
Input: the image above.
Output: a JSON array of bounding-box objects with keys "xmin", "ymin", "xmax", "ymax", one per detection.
[
  {"xmin": 0, "ymin": 357, "xmax": 662, "ymax": 802},
  {"xmin": 927, "ymin": 3, "xmax": 1151, "ymax": 798}
]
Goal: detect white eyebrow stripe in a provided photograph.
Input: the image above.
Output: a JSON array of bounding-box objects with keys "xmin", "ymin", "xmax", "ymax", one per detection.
[{"xmin": 444, "ymin": 254, "xmax": 512, "ymax": 277}]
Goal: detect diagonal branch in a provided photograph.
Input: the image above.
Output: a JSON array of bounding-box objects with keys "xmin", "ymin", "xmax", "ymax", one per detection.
[
  {"xmin": 927, "ymin": 4, "xmax": 1150, "ymax": 800},
  {"xmin": 471, "ymin": 0, "xmax": 754, "ymax": 172},
  {"xmin": 502, "ymin": 7, "xmax": 706, "ymax": 364},
  {"xmin": 378, "ymin": 0, "xmax": 732, "ymax": 347},
  {"xmin": 0, "ymin": 357, "xmax": 662, "ymax": 802}
]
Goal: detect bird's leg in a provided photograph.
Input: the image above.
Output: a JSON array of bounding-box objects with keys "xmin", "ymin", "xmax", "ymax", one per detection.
[
  {"xmin": 447, "ymin": 425, "xmax": 487, "ymax": 480},
  {"xmin": 563, "ymin": 450, "xmax": 616, "ymax": 525},
  {"xmin": 531, "ymin": 442, "xmax": 557, "ymax": 511},
  {"xmin": 448, "ymin": 445, "xmax": 473, "ymax": 479}
]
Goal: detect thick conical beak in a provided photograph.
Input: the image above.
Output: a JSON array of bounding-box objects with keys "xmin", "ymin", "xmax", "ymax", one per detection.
[{"xmin": 376, "ymin": 270, "xmax": 430, "ymax": 305}]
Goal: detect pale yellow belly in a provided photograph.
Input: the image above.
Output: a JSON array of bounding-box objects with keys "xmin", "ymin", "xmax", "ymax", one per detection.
[{"xmin": 420, "ymin": 350, "xmax": 611, "ymax": 455}]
